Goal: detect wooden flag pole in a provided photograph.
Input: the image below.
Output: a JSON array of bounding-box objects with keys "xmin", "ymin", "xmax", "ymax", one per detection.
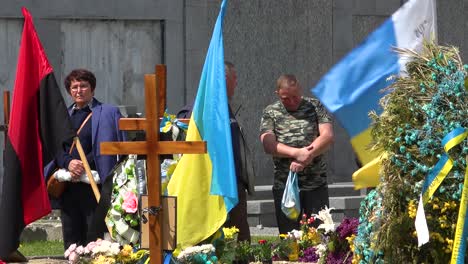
[
  {"xmin": 1, "ymin": 91, "xmax": 10, "ymax": 136},
  {"xmin": 4, "ymin": 91, "xmax": 10, "ymax": 126},
  {"xmin": 74, "ymin": 136, "xmax": 101, "ymax": 202}
]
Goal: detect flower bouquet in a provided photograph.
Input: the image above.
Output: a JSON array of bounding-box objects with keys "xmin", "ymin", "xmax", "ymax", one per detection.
[
  {"xmin": 275, "ymin": 208, "xmax": 358, "ymax": 263},
  {"xmin": 64, "ymin": 239, "xmax": 149, "ymax": 264},
  {"xmin": 106, "ymin": 155, "xmax": 140, "ymax": 245},
  {"xmin": 250, "ymin": 239, "xmax": 273, "ymax": 263}
]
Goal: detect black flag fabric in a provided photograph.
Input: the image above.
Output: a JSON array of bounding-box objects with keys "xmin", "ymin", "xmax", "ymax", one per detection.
[{"xmin": 0, "ymin": 8, "xmax": 74, "ymax": 259}]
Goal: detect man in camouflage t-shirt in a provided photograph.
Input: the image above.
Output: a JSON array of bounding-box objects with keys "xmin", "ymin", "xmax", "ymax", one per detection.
[{"xmin": 260, "ymin": 74, "xmax": 334, "ymax": 234}]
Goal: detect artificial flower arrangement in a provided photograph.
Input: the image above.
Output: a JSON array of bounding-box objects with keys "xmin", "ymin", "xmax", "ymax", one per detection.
[
  {"xmin": 352, "ymin": 42, "xmax": 468, "ymax": 262},
  {"xmin": 64, "ymin": 239, "xmax": 149, "ymax": 264},
  {"xmin": 216, "ymin": 226, "xmax": 286, "ymax": 263},
  {"xmin": 160, "ymin": 111, "xmax": 188, "ymax": 142},
  {"xmin": 106, "ymin": 155, "xmax": 140, "ymax": 245},
  {"xmin": 280, "ymin": 207, "xmax": 358, "ymax": 263},
  {"xmin": 215, "ymin": 209, "xmax": 358, "ymax": 264},
  {"xmin": 176, "ymin": 244, "xmax": 218, "ymax": 264}
]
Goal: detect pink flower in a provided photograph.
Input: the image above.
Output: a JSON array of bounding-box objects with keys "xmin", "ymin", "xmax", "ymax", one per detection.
[
  {"xmin": 64, "ymin": 243, "xmax": 77, "ymax": 258},
  {"xmin": 122, "ymin": 192, "xmax": 138, "ymax": 213},
  {"xmin": 85, "ymin": 241, "xmax": 96, "ymax": 254},
  {"xmin": 68, "ymin": 251, "xmax": 78, "ymax": 264},
  {"xmin": 75, "ymin": 246, "xmax": 84, "ymax": 255}
]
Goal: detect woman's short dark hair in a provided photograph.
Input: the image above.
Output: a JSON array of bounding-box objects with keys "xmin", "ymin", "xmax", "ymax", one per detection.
[{"xmin": 64, "ymin": 69, "xmax": 96, "ymax": 94}]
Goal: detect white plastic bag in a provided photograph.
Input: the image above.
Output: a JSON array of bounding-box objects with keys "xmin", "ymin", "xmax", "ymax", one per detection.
[{"xmin": 281, "ymin": 170, "xmax": 301, "ymax": 220}]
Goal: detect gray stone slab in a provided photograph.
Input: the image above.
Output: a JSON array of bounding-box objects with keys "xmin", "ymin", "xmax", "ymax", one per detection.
[
  {"xmin": 376, "ymin": 0, "xmax": 401, "ymax": 15},
  {"xmin": 353, "ymin": 0, "xmax": 376, "ymax": 15},
  {"xmin": 21, "ymin": 221, "xmax": 63, "ymax": 242},
  {"xmin": 333, "ymin": 9, "xmax": 354, "ymax": 53},
  {"xmin": 334, "ymin": 0, "xmax": 353, "ymax": 9},
  {"xmin": 352, "ymin": 15, "xmax": 388, "ymax": 46},
  {"xmin": 329, "ymin": 195, "xmax": 364, "ymax": 209},
  {"xmin": 328, "ymin": 182, "xmax": 361, "ymax": 197},
  {"xmin": 247, "ymin": 199, "xmax": 275, "ymax": 214},
  {"xmin": 0, "ymin": 0, "xmax": 172, "ymax": 20},
  {"xmin": 60, "ymin": 20, "xmax": 162, "ymax": 112},
  {"xmin": 437, "ymin": 0, "xmax": 464, "ymax": 57}
]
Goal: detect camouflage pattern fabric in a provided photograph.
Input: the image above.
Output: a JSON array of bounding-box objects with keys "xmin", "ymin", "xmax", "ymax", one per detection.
[{"xmin": 260, "ymin": 97, "xmax": 332, "ymax": 190}]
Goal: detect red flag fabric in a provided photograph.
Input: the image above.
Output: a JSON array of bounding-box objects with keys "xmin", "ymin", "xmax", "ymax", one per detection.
[{"xmin": 0, "ymin": 7, "xmax": 74, "ymax": 259}]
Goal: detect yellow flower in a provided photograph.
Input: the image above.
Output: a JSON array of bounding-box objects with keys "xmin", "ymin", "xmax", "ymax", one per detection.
[
  {"xmin": 441, "ymin": 202, "xmax": 451, "ymax": 213},
  {"xmin": 116, "ymin": 244, "xmax": 133, "ymax": 263},
  {"xmin": 444, "ymin": 238, "xmax": 454, "ymax": 253},
  {"xmin": 305, "ymin": 228, "xmax": 321, "ymax": 245},
  {"xmin": 131, "ymin": 249, "xmax": 149, "ymax": 262},
  {"xmin": 223, "ymin": 226, "xmax": 239, "ymax": 240},
  {"xmin": 92, "ymin": 255, "xmax": 116, "ymax": 264},
  {"xmin": 346, "ymin": 234, "xmax": 356, "ymax": 253},
  {"xmin": 450, "ymin": 201, "xmax": 458, "ymax": 209},
  {"xmin": 430, "ymin": 232, "xmax": 444, "ymax": 243},
  {"xmin": 407, "ymin": 200, "xmax": 417, "ymax": 218}
]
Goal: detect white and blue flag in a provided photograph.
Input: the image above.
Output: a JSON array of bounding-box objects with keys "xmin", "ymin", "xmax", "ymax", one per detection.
[{"xmin": 312, "ymin": 0, "xmax": 437, "ymax": 167}]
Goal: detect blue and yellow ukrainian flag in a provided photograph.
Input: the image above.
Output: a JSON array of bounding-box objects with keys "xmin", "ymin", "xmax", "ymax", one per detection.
[
  {"xmin": 167, "ymin": 0, "xmax": 238, "ymax": 249},
  {"xmin": 311, "ymin": 0, "xmax": 437, "ymax": 188}
]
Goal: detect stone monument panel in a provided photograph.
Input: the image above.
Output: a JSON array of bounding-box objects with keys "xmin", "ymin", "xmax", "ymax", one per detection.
[{"xmin": 60, "ymin": 20, "xmax": 163, "ymax": 112}]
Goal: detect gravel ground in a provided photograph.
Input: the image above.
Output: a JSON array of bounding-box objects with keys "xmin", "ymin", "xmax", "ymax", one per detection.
[{"xmin": 27, "ymin": 258, "xmax": 67, "ymax": 264}]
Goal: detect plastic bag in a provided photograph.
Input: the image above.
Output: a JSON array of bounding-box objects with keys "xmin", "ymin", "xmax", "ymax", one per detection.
[{"xmin": 281, "ymin": 170, "xmax": 301, "ymax": 220}]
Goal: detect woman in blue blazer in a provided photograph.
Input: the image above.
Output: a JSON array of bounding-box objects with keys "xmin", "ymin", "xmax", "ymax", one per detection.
[{"xmin": 56, "ymin": 69, "xmax": 126, "ymax": 249}]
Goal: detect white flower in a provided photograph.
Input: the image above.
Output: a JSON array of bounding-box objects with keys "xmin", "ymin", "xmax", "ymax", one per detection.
[
  {"xmin": 177, "ymin": 251, "xmax": 186, "ymax": 260},
  {"xmin": 177, "ymin": 244, "xmax": 215, "ymax": 261},
  {"xmin": 200, "ymin": 244, "xmax": 215, "ymax": 254},
  {"xmin": 315, "ymin": 244, "xmax": 327, "ymax": 258},
  {"xmin": 287, "ymin": 229, "xmax": 303, "ymax": 240},
  {"xmin": 101, "ymin": 240, "xmax": 112, "ymax": 249},
  {"xmin": 109, "ymin": 243, "xmax": 121, "ymax": 255},
  {"xmin": 314, "ymin": 206, "xmax": 336, "ymax": 233}
]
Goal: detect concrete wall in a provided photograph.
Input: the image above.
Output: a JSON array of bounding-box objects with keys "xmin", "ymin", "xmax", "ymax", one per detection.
[
  {"xmin": 220, "ymin": 0, "xmax": 337, "ymax": 184},
  {"xmin": 1, "ymin": 0, "xmax": 467, "ymax": 187}
]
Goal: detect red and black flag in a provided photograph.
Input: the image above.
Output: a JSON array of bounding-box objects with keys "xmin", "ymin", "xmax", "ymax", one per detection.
[{"xmin": 0, "ymin": 8, "xmax": 74, "ymax": 259}]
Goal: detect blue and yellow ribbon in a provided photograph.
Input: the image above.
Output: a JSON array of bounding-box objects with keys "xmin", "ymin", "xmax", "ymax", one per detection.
[
  {"xmin": 421, "ymin": 128, "xmax": 467, "ymax": 203},
  {"xmin": 451, "ymin": 160, "xmax": 468, "ymax": 264},
  {"xmin": 159, "ymin": 111, "xmax": 189, "ymax": 142},
  {"xmin": 415, "ymin": 127, "xmax": 468, "ymax": 263}
]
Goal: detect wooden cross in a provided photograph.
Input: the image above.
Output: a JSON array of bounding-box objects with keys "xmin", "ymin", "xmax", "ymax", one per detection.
[{"xmin": 100, "ymin": 65, "xmax": 206, "ymax": 264}]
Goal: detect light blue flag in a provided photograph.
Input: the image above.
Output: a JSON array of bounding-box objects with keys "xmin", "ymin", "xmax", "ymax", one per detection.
[
  {"xmin": 191, "ymin": 0, "xmax": 238, "ymax": 211},
  {"xmin": 167, "ymin": 0, "xmax": 238, "ymax": 249}
]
